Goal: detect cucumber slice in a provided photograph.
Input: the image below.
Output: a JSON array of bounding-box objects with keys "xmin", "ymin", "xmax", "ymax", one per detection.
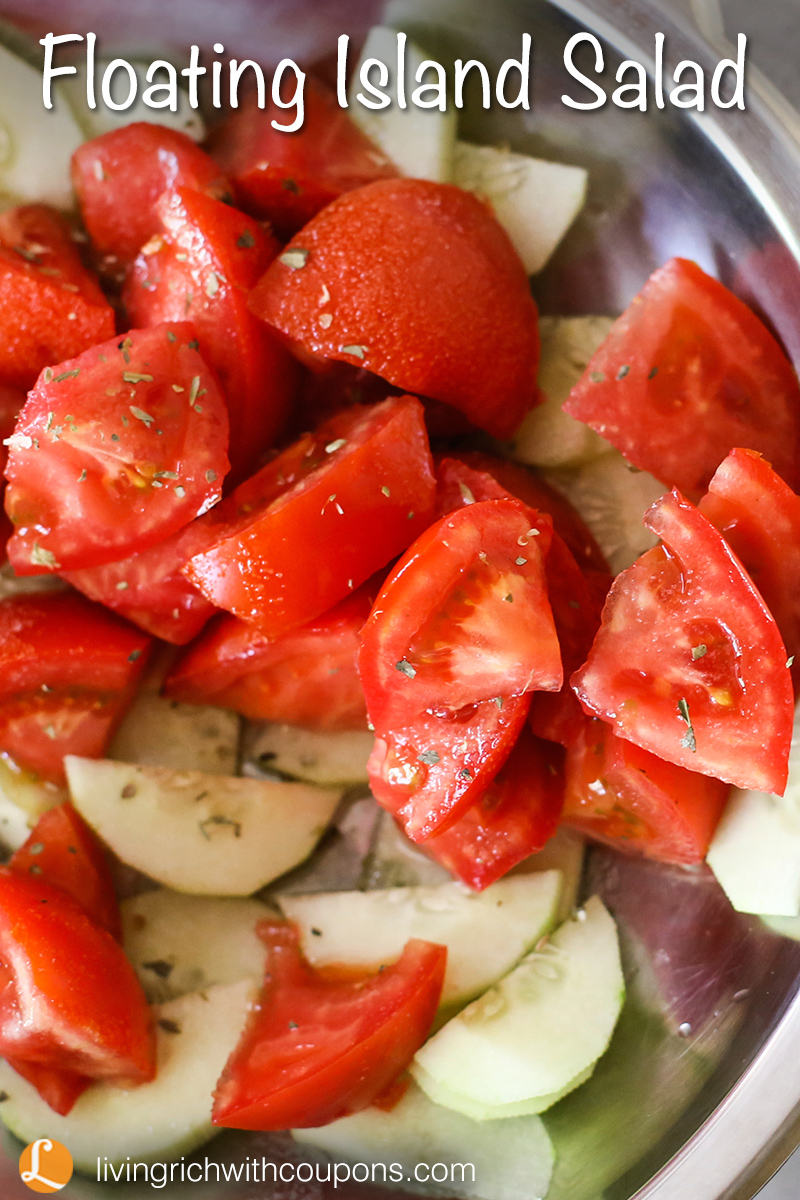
[
  {"xmin": 0, "ymin": 755, "xmax": 65, "ymax": 820},
  {"xmin": 277, "ymin": 872, "xmax": 561, "ymax": 1009},
  {"xmin": 0, "ymin": 793, "xmax": 33, "ymax": 852},
  {"xmin": 512, "ymin": 317, "xmax": 615, "ymax": 470},
  {"xmin": 545, "ymin": 452, "xmax": 665, "ymax": 575},
  {"xmin": 61, "ymin": 59, "xmax": 204, "ymax": 142},
  {"xmin": 412, "ymin": 896, "xmax": 624, "ymax": 1117},
  {"xmin": 762, "ymin": 914, "xmax": 800, "ymax": 940},
  {"xmin": 348, "ymin": 26, "xmax": 456, "ymax": 182},
  {"xmin": 121, "ymin": 890, "xmax": 269, "ymax": 1003},
  {"xmin": 244, "ymin": 722, "xmax": 373, "ymax": 787},
  {"xmin": 109, "ymin": 684, "xmax": 240, "ymax": 776},
  {"xmin": 452, "ymin": 143, "xmax": 587, "ymax": 275},
  {"xmin": 65, "ymin": 757, "xmax": 343, "ymax": 896},
  {"xmin": 0, "ymin": 979, "xmax": 254, "ymax": 1170},
  {"xmin": 0, "ymin": 43, "xmax": 83, "ymax": 208},
  {"xmin": 294, "ymin": 1081, "xmax": 554, "ymax": 1200},
  {"xmin": 410, "ymin": 1062, "xmax": 594, "ymax": 1122}
]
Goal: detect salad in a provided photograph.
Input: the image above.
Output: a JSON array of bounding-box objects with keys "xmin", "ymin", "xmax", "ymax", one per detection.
[{"xmin": 0, "ymin": 17, "xmax": 796, "ymax": 1200}]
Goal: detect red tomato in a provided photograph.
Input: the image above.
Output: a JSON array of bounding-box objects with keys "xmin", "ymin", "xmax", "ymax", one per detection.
[
  {"xmin": 563, "ymin": 258, "xmax": 800, "ymax": 496},
  {"xmin": 573, "ymin": 490, "xmax": 794, "ymax": 794},
  {"xmin": 3, "ymin": 1056, "xmax": 91, "ymax": 1117},
  {"xmin": 212, "ymin": 921, "xmax": 445, "ymax": 1130},
  {"xmin": 4, "ymin": 323, "xmax": 230, "ymax": 574},
  {"xmin": 359, "ymin": 499, "xmax": 561, "ymax": 732},
  {"xmin": 71, "ymin": 123, "xmax": 229, "ymax": 268},
  {"xmin": 62, "ymin": 516, "xmax": 219, "ymax": 645},
  {"xmin": 0, "ymin": 206, "xmax": 115, "ymax": 390},
  {"xmin": 0, "ymin": 593, "xmax": 150, "ymax": 784},
  {"xmin": 368, "ymin": 692, "xmax": 532, "ymax": 843},
  {"xmin": 10, "ymin": 802, "xmax": 121, "ymax": 941},
  {"xmin": 0, "ymin": 868, "xmax": 154, "ymax": 1082},
  {"xmin": 699, "ymin": 448, "xmax": 800, "ymax": 687},
  {"xmin": 184, "ymin": 396, "xmax": 435, "ymax": 638},
  {"xmin": 562, "ymin": 717, "xmax": 729, "ymax": 865},
  {"xmin": 208, "ymin": 76, "xmax": 398, "ymax": 237},
  {"xmin": 125, "ymin": 188, "xmax": 297, "ymax": 482},
  {"xmin": 165, "ymin": 577, "xmax": 380, "ymax": 731},
  {"xmin": 422, "ymin": 728, "xmax": 565, "ymax": 890},
  {"xmin": 249, "ymin": 179, "xmax": 540, "ymax": 439}
]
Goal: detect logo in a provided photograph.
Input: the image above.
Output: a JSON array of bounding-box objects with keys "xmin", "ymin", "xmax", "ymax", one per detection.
[{"xmin": 18, "ymin": 1140, "xmax": 73, "ymax": 1192}]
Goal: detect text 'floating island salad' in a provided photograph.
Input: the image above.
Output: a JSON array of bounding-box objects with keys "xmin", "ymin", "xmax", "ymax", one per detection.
[{"xmin": 0, "ymin": 16, "xmax": 797, "ymax": 1200}]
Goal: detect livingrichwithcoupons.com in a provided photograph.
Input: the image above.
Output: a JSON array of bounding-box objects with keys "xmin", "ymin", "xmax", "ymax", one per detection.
[{"xmin": 95, "ymin": 1155, "xmax": 477, "ymax": 1189}]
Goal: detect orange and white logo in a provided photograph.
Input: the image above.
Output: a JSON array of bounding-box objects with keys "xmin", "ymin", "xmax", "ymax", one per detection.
[{"xmin": 18, "ymin": 1139, "xmax": 73, "ymax": 1192}]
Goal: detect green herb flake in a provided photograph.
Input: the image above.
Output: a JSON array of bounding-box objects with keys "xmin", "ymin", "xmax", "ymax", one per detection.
[
  {"xmin": 199, "ymin": 814, "xmax": 242, "ymax": 840},
  {"xmin": 616, "ymin": 364, "xmax": 631, "ymax": 380},
  {"xmin": 188, "ymin": 339, "xmax": 199, "ymax": 351},
  {"xmin": 788, "ymin": 656, "xmax": 795, "ymax": 669},
  {"xmin": 460, "ymin": 767, "xmax": 473, "ymax": 780},
  {"xmin": 166, "ymin": 331, "xmax": 177, "ymax": 343},
  {"xmin": 692, "ymin": 644, "xmax": 707, "ymax": 660},
  {"xmin": 123, "ymin": 372, "xmax": 153, "ymax": 384},
  {"xmin": 43, "ymin": 367, "xmax": 54, "ymax": 384},
  {"xmin": 14, "ymin": 244, "xmax": 40, "ymax": 263},
  {"xmin": 418, "ymin": 749, "xmax": 440, "ymax": 766},
  {"xmin": 205, "ymin": 469, "xmax": 217, "ymax": 484},
  {"xmin": 110, "ymin": 433, "xmax": 120, "ymax": 441},
  {"xmin": 396, "ymin": 659, "xmax": 417, "ymax": 679},
  {"xmin": 158, "ymin": 1019, "xmax": 181, "ymax": 1035},
  {"xmin": 279, "ymin": 247, "xmax": 309, "ymax": 270},
  {"xmin": 381, "ymin": 486, "xmax": 391, "ymax": 497},
  {"xmin": 54, "ymin": 369, "xmax": 80, "ymax": 383},
  {"xmin": 677, "ymin": 697, "xmax": 696, "ymax": 752},
  {"xmin": 118, "ymin": 337, "xmax": 133, "ymax": 364},
  {"xmin": 155, "ymin": 470, "xmax": 179, "ymax": 480},
  {"xmin": 143, "ymin": 960, "xmax": 173, "ymax": 979},
  {"xmin": 77, "ymin": 468, "xmax": 87, "ymax": 482},
  {"xmin": 340, "ymin": 343, "xmax": 367, "ymax": 359},
  {"xmin": 31, "ymin": 542, "xmax": 60, "ymax": 569},
  {"xmin": 130, "ymin": 406, "xmax": 155, "ymax": 428},
  {"xmin": 325, "ymin": 438, "xmax": 346, "ymax": 454},
  {"xmin": 44, "ymin": 412, "xmax": 54, "ymax": 433},
  {"xmin": 237, "ymin": 229, "xmax": 256, "ymax": 249},
  {"xmin": 493, "ymin": 696, "xmax": 504, "ymax": 709},
  {"xmin": 189, "ymin": 375, "xmax": 201, "ymax": 404},
  {"xmin": 282, "ymin": 178, "xmax": 300, "ymax": 194},
  {"xmin": 504, "ymin": 593, "xmax": 513, "ymax": 603},
  {"xmin": 648, "ymin": 366, "xmax": 659, "ymax": 380},
  {"xmin": 515, "ymin": 556, "xmax": 527, "ymax": 565},
  {"xmin": 128, "ymin": 649, "xmax": 142, "ymax": 663},
  {"xmin": 116, "ymin": 581, "xmax": 129, "ymax": 590},
  {"xmin": 589, "ymin": 371, "xmax": 605, "ymax": 383}
]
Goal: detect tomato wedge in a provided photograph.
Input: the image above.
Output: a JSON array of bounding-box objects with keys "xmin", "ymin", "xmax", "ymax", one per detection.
[
  {"xmin": 249, "ymin": 179, "xmax": 540, "ymax": 439},
  {"xmin": 0, "ymin": 868, "xmax": 154, "ymax": 1083},
  {"xmin": 0, "ymin": 205, "xmax": 115, "ymax": 389},
  {"xmin": 125, "ymin": 187, "xmax": 296, "ymax": 482},
  {"xmin": 208, "ymin": 76, "xmax": 398, "ymax": 236},
  {"xmin": 422, "ymin": 728, "xmax": 565, "ymax": 890},
  {"xmin": 10, "ymin": 802, "xmax": 121, "ymax": 940},
  {"xmin": 573, "ymin": 489, "xmax": 794, "ymax": 794},
  {"xmin": 185, "ymin": 396, "xmax": 435, "ymax": 637},
  {"xmin": 4, "ymin": 323, "xmax": 230, "ymax": 574},
  {"xmin": 0, "ymin": 593, "xmax": 150, "ymax": 784},
  {"xmin": 699, "ymin": 448, "xmax": 800, "ymax": 687},
  {"xmin": 360, "ymin": 499, "xmax": 560, "ymax": 732},
  {"xmin": 564, "ymin": 257, "xmax": 800, "ymax": 496},
  {"xmin": 212, "ymin": 921, "xmax": 445, "ymax": 1130},
  {"xmin": 368, "ymin": 692, "xmax": 532, "ymax": 843},
  {"xmin": 562, "ymin": 717, "xmax": 729, "ymax": 865},
  {"xmin": 71, "ymin": 123, "xmax": 230, "ymax": 268},
  {"xmin": 165, "ymin": 578, "xmax": 380, "ymax": 731}
]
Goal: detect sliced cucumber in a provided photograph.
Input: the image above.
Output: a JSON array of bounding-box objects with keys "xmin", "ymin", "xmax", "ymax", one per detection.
[
  {"xmin": 762, "ymin": 914, "xmax": 800, "ymax": 940},
  {"xmin": 0, "ymin": 43, "xmax": 83, "ymax": 208},
  {"xmin": 65, "ymin": 757, "xmax": 343, "ymax": 896},
  {"xmin": 0, "ymin": 979, "xmax": 254, "ymax": 1170},
  {"xmin": 348, "ymin": 26, "xmax": 456, "ymax": 182},
  {"xmin": 109, "ymin": 683, "xmax": 240, "ymax": 776},
  {"xmin": 452, "ymin": 143, "xmax": 587, "ymax": 275},
  {"xmin": 0, "ymin": 793, "xmax": 33, "ymax": 852},
  {"xmin": 121, "ymin": 890, "xmax": 269, "ymax": 1003},
  {"xmin": 277, "ymin": 872, "xmax": 561, "ymax": 1009},
  {"xmin": 545, "ymin": 451, "xmax": 665, "ymax": 575},
  {"xmin": 244, "ymin": 722, "xmax": 373, "ymax": 787},
  {"xmin": 511, "ymin": 828, "xmax": 585, "ymax": 923},
  {"xmin": 294, "ymin": 1081, "xmax": 554, "ymax": 1200},
  {"xmin": 61, "ymin": 59, "xmax": 204, "ymax": 141},
  {"xmin": 0, "ymin": 755, "xmax": 65, "ymax": 820},
  {"xmin": 512, "ymin": 317, "xmax": 615, "ymax": 470},
  {"xmin": 411, "ymin": 1062, "xmax": 594, "ymax": 1123},
  {"xmin": 412, "ymin": 896, "xmax": 624, "ymax": 1118}
]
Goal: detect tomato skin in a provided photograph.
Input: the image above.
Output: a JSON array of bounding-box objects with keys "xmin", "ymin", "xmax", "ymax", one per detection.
[
  {"xmin": 562, "ymin": 718, "xmax": 729, "ymax": 866},
  {"xmin": 10, "ymin": 802, "xmax": 121, "ymax": 941},
  {"xmin": 699, "ymin": 448, "xmax": 800, "ymax": 688},
  {"xmin": 3, "ymin": 1056, "xmax": 91, "ymax": 1116},
  {"xmin": 422, "ymin": 728, "xmax": 565, "ymax": 890},
  {"xmin": 212, "ymin": 921, "xmax": 446, "ymax": 1131},
  {"xmin": 165, "ymin": 578, "xmax": 379, "ymax": 731},
  {"xmin": 0, "ymin": 206, "xmax": 115, "ymax": 390},
  {"xmin": 0, "ymin": 868, "xmax": 155, "ymax": 1083},
  {"xmin": 360, "ymin": 499, "xmax": 560, "ymax": 732},
  {"xmin": 564, "ymin": 258, "xmax": 800, "ymax": 496},
  {"xmin": 4, "ymin": 322, "xmax": 230, "ymax": 574},
  {"xmin": 0, "ymin": 593, "xmax": 150, "ymax": 784},
  {"xmin": 208, "ymin": 77, "xmax": 398, "ymax": 237},
  {"xmin": 62, "ymin": 517, "xmax": 219, "ymax": 645},
  {"xmin": 185, "ymin": 396, "xmax": 436, "ymax": 638},
  {"xmin": 573, "ymin": 490, "xmax": 794, "ymax": 795},
  {"xmin": 125, "ymin": 188, "xmax": 297, "ymax": 482},
  {"xmin": 368, "ymin": 692, "xmax": 532, "ymax": 843},
  {"xmin": 249, "ymin": 179, "xmax": 540, "ymax": 439},
  {"xmin": 71, "ymin": 123, "xmax": 230, "ymax": 267}
]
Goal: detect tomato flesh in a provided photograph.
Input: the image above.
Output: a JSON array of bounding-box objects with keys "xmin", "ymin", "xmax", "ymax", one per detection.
[
  {"xmin": 563, "ymin": 717, "xmax": 729, "ymax": 865},
  {"xmin": 185, "ymin": 396, "xmax": 435, "ymax": 638},
  {"xmin": 125, "ymin": 187, "xmax": 296, "ymax": 482},
  {"xmin": 10, "ymin": 802, "xmax": 121, "ymax": 941},
  {"xmin": 3, "ymin": 1056, "xmax": 91, "ymax": 1116},
  {"xmin": 4, "ymin": 322, "xmax": 230, "ymax": 574},
  {"xmin": 0, "ymin": 593, "xmax": 150, "ymax": 783},
  {"xmin": 564, "ymin": 258, "xmax": 800, "ymax": 496},
  {"xmin": 573, "ymin": 489, "xmax": 794, "ymax": 794},
  {"xmin": 212, "ymin": 921, "xmax": 445, "ymax": 1130},
  {"xmin": 249, "ymin": 179, "xmax": 540, "ymax": 439},
  {"xmin": 422, "ymin": 728, "xmax": 565, "ymax": 890}
]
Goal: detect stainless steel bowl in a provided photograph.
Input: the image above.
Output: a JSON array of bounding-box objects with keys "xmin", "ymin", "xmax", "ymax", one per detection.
[{"xmin": 1, "ymin": 0, "xmax": 800, "ymax": 1196}]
